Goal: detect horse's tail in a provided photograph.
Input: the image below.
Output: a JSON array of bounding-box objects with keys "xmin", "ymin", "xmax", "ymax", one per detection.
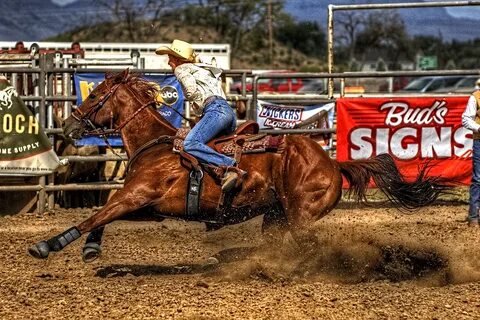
[{"xmin": 337, "ymin": 153, "xmax": 452, "ymax": 210}]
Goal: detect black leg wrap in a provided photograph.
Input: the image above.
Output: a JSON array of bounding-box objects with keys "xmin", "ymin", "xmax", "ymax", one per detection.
[
  {"xmin": 47, "ymin": 227, "xmax": 81, "ymax": 252},
  {"xmin": 85, "ymin": 226, "xmax": 105, "ymax": 245}
]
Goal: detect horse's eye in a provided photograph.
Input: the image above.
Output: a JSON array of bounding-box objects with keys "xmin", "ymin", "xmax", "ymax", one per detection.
[{"xmin": 88, "ymin": 93, "xmax": 96, "ymax": 100}]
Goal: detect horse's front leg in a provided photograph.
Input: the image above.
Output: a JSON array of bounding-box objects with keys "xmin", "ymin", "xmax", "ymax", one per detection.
[
  {"xmin": 28, "ymin": 187, "xmax": 150, "ymax": 259},
  {"xmin": 82, "ymin": 226, "xmax": 105, "ymax": 263}
]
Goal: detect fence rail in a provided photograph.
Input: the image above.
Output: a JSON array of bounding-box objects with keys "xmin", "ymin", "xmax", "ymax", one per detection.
[{"xmin": 0, "ymin": 53, "xmax": 477, "ymax": 214}]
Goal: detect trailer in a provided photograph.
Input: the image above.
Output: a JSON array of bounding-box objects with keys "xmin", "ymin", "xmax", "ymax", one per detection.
[{"xmin": 0, "ymin": 41, "xmax": 231, "ymax": 70}]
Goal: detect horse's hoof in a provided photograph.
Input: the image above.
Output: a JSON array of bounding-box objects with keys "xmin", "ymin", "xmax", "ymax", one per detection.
[
  {"xmin": 203, "ymin": 256, "xmax": 220, "ymax": 266},
  {"xmin": 82, "ymin": 243, "xmax": 101, "ymax": 263},
  {"xmin": 28, "ymin": 241, "xmax": 50, "ymax": 259}
]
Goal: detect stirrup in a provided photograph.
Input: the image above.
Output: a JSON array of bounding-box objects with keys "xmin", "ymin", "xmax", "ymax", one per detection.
[{"xmin": 221, "ymin": 167, "xmax": 247, "ymax": 192}]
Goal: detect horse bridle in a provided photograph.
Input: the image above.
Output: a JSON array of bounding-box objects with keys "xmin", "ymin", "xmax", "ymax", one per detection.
[
  {"xmin": 71, "ymin": 81, "xmax": 123, "ymax": 136},
  {"xmin": 71, "ymin": 73, "xmax": 155, "ymax": 137}
]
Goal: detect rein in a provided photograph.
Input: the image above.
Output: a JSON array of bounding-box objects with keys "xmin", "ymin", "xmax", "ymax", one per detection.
[
  {"xmin": 161, "ymin": 103, "xmax": 196, "ymax": 128},
  {"xmin": 73, "ymin": 85, "xmax": 155, "ymax": 136}
]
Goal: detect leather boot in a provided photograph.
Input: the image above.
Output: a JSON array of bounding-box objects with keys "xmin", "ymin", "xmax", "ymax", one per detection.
[{"xmin": 221, "ymin": 166, "xmax": 247, "ymax": 192}]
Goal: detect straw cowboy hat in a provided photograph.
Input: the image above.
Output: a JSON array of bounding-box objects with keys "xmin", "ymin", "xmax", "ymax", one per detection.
[{"xmin": 155, "ymin": 39, "xmax": 197, "ymax": 62}]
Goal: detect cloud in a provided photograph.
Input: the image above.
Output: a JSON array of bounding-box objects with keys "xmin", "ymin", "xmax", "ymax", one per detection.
[
  {"xmin": 51, "ymin": 0, "xmax": 77, "ymax": 6},
  {"xmin": 446, "ymin": 7, "xmax": 480, "ymax": 19}
]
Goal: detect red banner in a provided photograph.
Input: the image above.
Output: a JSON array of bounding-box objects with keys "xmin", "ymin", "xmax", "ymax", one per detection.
[{"xmin": 336, "ymin": 96, "xmax": 472, "ymax": 185}]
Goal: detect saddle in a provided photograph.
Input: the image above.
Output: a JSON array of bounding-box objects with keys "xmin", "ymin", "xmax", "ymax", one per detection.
[
  {"xmin": 173, "ymin": 120, "xmax": 285, "ymax": 164},
  {"xmin": 173, "ymin": 120, "xmax": 285, "ymax": 226}
]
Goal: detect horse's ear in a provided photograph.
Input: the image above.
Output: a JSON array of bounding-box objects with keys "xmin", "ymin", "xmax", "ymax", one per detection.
[{"xmin": 112, "ymin": 68, "xmax": 129, "ymax": 84}]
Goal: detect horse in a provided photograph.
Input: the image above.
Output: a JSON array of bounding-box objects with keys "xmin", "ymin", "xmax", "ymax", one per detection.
[{"xmin": 28, "ymin": 69, "xmax": 451, "ymax": 262}]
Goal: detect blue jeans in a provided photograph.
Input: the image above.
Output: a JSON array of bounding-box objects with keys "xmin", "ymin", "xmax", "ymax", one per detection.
[
  {"xmin": 184, "ymin": 97, "xmax": 237, "ymax": 167},
  {"xmin": 469, "ymin": 139, "xmax": 480, "ymax": 221}
]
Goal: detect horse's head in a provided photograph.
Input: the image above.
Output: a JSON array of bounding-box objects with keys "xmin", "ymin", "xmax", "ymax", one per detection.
[{"xmin": 63, "ymin": 69, "xmax": 131, "ymax": 139}]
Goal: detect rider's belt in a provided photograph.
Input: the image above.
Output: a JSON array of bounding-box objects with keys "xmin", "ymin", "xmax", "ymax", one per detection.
[{"xmin": 203, "ymin": 95, "xmax": 225, "ymax": 107}]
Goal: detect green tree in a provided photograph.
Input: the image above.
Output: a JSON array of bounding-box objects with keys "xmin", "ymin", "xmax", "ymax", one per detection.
[
  {"xmin": 197, "ymin": 0, "xmax": 270, "ymax": 53},
  {"xmin": 93, "ymin": 0, "xmax": 167, "ymax": 42},
  {"xmin": 275, "ymin": 16, "xmax": 326, "ymax": 57},
  {"xmin": 334, "ymin": 11, "xmax": 367, "ymax": 61},
  {"xmin": 355, "ymin": 10, "xmax": 409, "ymax": 70}
]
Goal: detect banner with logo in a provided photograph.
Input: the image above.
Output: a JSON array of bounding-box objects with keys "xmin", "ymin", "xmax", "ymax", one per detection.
[
  {"xmin": 336, "ymin": 96, "xmax": 471, "ymax": 185},
  {"xmin": 73, "ymin": 73, "xmax": 184, "ymax": 146},
  {"xmin": 257, "ymin": 100, "xmax": 335, "ymax": 149},
  {"xmin": 0, "ymin": 77, "xmax": 60, "ymax": 176}
]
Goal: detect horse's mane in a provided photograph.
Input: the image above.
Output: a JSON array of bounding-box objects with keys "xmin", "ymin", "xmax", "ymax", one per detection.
[
  {"xmin": 104, "ymin": 71, "xmax": 160, "ymax": 103},
  {"xmin": 129, "ymin": 73, "xmax": 161, "ymax": 103}
]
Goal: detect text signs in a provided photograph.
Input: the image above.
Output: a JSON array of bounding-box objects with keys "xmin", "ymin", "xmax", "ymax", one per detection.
[
  {"xmin": 257, "ymin": 100, "xmax": 335, "ymax": 149},
  {"xmin": 336, "ymin": 96, "xmax": 471, "ymax": 184},
  {"xmin": 0, "ymin": 77, "xmax": 60, "ymax": 175}
]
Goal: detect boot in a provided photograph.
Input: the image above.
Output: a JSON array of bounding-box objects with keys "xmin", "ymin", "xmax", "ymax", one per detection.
[{"xmin": 221, "ymin": 166, "xmax": 247, "ymax": 192}]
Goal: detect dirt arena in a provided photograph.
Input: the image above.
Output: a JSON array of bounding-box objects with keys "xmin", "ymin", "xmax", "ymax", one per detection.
[{"xmin": 1, "ymin": 201, "xmax": 479, "ymax": 319}]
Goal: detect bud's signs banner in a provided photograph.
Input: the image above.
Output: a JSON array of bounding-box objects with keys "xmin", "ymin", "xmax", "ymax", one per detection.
[
  {"xmin": 0, "ymin": 77, "xmax": 60, "ymax": 176},
  {"xmin": 257, "ymin": 100, "xmax": 335, "ymax": 149},
  {"xmin": 336, "ymin": 97, "xmax": 471, "ymax": 184},
  {"xmin": 73, "ymin": 73, "xmax": 184, "ymax": 146}
]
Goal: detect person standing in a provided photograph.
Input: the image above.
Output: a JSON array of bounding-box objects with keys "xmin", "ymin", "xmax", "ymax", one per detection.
[
  {"xmin": 155, "ymin": 39, "xmax": 246, "ymax": 192},
  {"xmin": 461, "ymin": 79, "xmax": 480, "ymax": 227}
]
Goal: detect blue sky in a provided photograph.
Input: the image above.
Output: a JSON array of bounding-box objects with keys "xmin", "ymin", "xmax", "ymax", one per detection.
[{"xmin": 50, "ymin": 0, "xmax": 480, "ymax": 20}]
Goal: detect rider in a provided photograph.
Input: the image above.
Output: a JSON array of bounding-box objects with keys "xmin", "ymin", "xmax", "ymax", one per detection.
[{"xmin": 155, "ymin": 39, "xmax": 246, "ymax": 192}]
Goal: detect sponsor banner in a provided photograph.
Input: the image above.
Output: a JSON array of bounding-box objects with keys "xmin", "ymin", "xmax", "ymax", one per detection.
[
  {"xmin": 257, "ymin": 100, "xmax": 335, "ymax": 149},
  {"xmin": 0, "ymin": 77, "xmax": 60, "ymax": 176},
  {"xmin": 336, "ymin": 96, "xmax": 471, "ymax": 185},
  {"xmin": 73, "ymin": 73, "xmax": 184, "ymax": 146}
]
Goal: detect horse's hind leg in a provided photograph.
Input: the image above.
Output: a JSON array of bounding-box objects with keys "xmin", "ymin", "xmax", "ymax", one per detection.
[
  {"xmin": 279, "ymin": 138, "xmax": 343, "ymax": 254},
  {"xmin": 82, "ymin": 226, "xmax": 105, "ymax": 263}
]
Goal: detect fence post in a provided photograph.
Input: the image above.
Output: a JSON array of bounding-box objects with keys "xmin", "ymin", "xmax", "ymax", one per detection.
[
  {"xmin": 327, "ymin": 4, "xmax": 334, "ymax": 99},
  {"xmin": 251, "ymin": 74, "xmax": 259, "ymax": 122},
  {"xmin": 47, "ymin": 54, "xmax": 59, "ymax": 210},
  {"xmin": 38, "ymin": 54, "xmax": 47, "ymax": 213}
]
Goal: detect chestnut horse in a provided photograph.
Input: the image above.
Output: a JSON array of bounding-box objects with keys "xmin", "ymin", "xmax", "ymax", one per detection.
[{"xmin": 28, "ymin": 69, "xmax": 450, "ymax": 262}]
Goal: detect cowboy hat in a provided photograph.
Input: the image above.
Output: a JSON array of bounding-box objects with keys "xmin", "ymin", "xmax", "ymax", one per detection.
[{"xmin": 155, "ymin": 39, "xmax": 196, "ymax": 62}]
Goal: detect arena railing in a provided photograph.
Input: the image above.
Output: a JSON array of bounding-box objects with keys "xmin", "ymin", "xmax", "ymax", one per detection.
[{"xmin": 1, "ymin": 53, "xmax": 480, "ymax": 214}]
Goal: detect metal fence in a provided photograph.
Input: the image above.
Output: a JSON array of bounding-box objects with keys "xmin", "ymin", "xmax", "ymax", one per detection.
[
  {"xmin": 0, "ymin": 51, "xmax": 479, "ymax": 214},
  {"xmin": 0, "ymin": 53, "xmax": 328, "ymax": 213}
]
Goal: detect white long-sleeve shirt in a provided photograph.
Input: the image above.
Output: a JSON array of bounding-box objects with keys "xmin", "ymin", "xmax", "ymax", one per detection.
[
  {"xmin": 174, "ymin": 63, "xmax": 226, "ymax": 116},
  {"xmin": 461, "ymin": 93, "xmax": 480, "ymax": 133}
]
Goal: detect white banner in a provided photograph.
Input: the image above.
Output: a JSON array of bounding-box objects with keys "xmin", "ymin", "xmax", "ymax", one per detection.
[
  {"xmin": 256, "ymin": 100, "xmax": 335, "ymax": 149},
  {"xmin": 257, "ymin": 100, "xmax": 335, "ymax": 129}
]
